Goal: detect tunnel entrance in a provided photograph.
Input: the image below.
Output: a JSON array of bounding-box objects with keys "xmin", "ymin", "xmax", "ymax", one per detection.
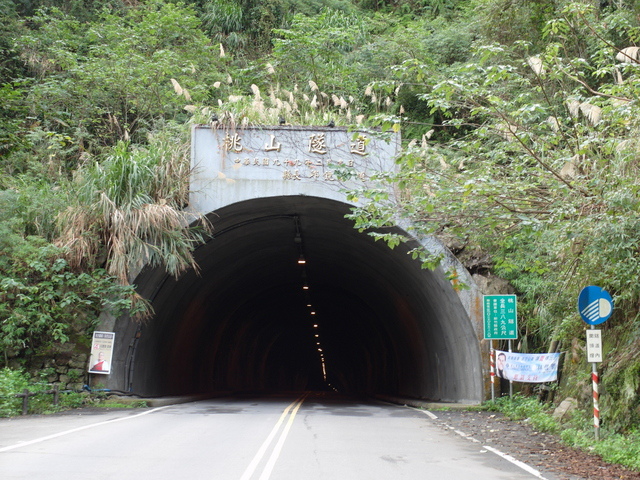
[{"xmin": 109, "ymin": 195, "xmax": 484, "ymax": 403}]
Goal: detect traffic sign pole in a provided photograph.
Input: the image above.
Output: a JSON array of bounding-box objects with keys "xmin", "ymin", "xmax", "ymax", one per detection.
[
  {"xmin": 578, "ymin": 286, "xmax": 611, "ymax": 442},
  {"xmin": 508, "ymin": 339, "xmax": 513, "ymax": 398},
  {"xmin": 490, "ymin": 341, "xmax": 495, "ymax": 401},
  {"xmin": 590, "ymin": 325, "xmax": 600, "ymax": 441},
  {"xmin": 592, "ymin": 360, "xmax": 600, "ymax": 440}
]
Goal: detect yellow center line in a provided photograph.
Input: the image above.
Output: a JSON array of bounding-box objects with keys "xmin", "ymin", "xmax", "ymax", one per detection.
[
  {"xmin": 258, "ymin": 394, "xmax": 308, "ymax": 480},
  {"xmin": 239, "ymin": 393, "xmax": 307, "ymax": 480}
]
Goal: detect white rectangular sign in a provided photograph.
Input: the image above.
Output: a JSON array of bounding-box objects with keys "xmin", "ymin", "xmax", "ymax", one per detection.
[
  {"xmin": 495, "ymin": 350, "xmax": 561, "ymax": 383},
  {"xmin": 88, "ymin": 331, "xmax": 115, "ymax": 375},
  {"xmin": 586, "ymin": 329, "xmax": 603, "ymax": 363}
]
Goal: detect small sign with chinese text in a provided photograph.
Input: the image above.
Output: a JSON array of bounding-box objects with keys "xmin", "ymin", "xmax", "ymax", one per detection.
[
  {"xmin": 483, "ymin": 294, "xmax": 518, "ymax": 340},
  {"xmin": 586, "ymin": 329, "xmax": 603, "ymax": 363},
  {"xmin": 495, "ymin": 350, "xmax": 561, "ymax": 383}
]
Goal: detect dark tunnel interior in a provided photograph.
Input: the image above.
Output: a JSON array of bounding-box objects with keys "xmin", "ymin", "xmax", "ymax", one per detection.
[{"xmin": 111, "ymin": 196, "xmax": 483, "ymax": 403}]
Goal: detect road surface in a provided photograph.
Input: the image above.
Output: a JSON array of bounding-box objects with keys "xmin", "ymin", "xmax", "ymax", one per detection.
[{"xmin": 0, "ymin": 393, "xmax": 553, "ymax": 479}]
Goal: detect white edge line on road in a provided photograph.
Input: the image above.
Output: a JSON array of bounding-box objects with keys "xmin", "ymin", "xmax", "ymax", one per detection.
[
  {"xmin": 0, "ymin": 406, "xmax": 170, "ymax": 453},
  {"xmin": 412, "ymin": 406, "xmax": 548, "ymax": 479},
  {"xmin": 483, "ymin": 445, "xmax": 550, "ymax": 480},
  {"xmin": 418, "ymin": 409, "xmax": 438, "ymax": 420}
]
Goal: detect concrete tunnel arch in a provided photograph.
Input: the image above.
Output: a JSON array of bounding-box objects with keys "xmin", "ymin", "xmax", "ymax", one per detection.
[{"xmin": 108, "ymin": 195, "xmax": 485, "ymax": 403}]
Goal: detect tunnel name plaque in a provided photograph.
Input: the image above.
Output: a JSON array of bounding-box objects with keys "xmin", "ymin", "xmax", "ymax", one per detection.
[{"xmin": 190, "ymin": 125, "xmax": 399, "ymax": 213}]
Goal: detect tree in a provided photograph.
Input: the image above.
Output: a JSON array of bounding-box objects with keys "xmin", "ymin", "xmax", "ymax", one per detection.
[
  {"xmin": 16, "ymin": 1, "xmax": 220, "ymax": 158},
  {"xmin": 347, "ymin": 1, "xmax": 640, "ymax": 430},
  {"xmin": 0, "ymin": 190, "xmax": 146, "ymax": 361}
]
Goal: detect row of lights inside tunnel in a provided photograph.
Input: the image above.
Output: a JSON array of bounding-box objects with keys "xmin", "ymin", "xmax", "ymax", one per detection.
[{"xmin": 294, "ymin": 217, "xmax": 338, "ymax": 393}]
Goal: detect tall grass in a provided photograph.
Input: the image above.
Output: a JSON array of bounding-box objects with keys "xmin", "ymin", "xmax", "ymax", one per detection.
[{"xmin": 57, "ymin": 127, "xmax": 210, "ymax": 290}]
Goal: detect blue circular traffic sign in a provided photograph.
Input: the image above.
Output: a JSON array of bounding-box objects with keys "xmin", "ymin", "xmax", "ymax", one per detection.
[{"xmin": 578, "ymin": 286, "xmax": 613, "ymax": 325}]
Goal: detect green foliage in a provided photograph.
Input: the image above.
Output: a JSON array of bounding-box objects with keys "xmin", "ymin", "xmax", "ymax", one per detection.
[
  {"xmin": 473, "ymin": 0, "xmax": 557, "ymax": 49},
  {"xmin": 57, "ymin": 390, "xmax": 87, "ymax": 409},
  {"xmin": 0, "ymin": 367, "xmax": 148, "ymax": 416},
  {"xmin": 486, "ymin": 394, "xmax": 561, "ymax": 434},
  {"xmin": 271, "ymin": 8, "xmax": 370, "ymax": 91},
  {"xmin": 1, "ymin": 181, "xmax": 148, "ymax": 359},
  {"xmin": 489, "ymin": 395, "xmax": 640, "ymax": 471},
  {"xmin": 15, "ymin": 1, "xmax": 219, "ymax": 156},
  {"xmin": 0, "ymin": 236, "xmax": 147, "ymax": 358},
  {"xmin": 0, "ymin": 82, "xmax": 29, "ymax": 157},
  {"xmin": 0, "ymin": 368, "xmax": 57, "ymax": 416},
  {"xmin": 345, "ymin": 1, "xmax": 640, "ymax": 432},
  {"xmin": 561, "ymin": 427, "xmax": 640, "ymax": 471},
  {"xmin": 200, "ymin": 0, "xmax": 356, "ymax": 53},
  {"xmin": 0, "ymin": 368, "xmax": 29, "ymax": 416}
]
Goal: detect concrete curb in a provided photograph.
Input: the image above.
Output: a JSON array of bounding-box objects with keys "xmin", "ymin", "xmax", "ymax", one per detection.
[
  {"xmin": 107, "ymin": 393, "xmax": 231, "ymax": 408},
  {"xmin": 374, "ymin": 394, "xmax": 480, "ymax": 410}
]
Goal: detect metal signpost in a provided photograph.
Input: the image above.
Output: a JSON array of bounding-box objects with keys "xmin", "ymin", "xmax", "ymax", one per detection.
[
  {"xmin": 483, "ymin": 294, "xmax": 518, "ymax": 400},
  {"xmin": 578, "ymin": 286, "xmax": 614, "ymax": 441}
]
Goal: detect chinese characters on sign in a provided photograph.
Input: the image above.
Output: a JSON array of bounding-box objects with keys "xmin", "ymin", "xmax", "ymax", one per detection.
[
  {"xmin": 495, "ymin": 350, "xmax": 560, "ymax": 383},
  {"xmin": 222, "ymin": 132, "xmax": 243, "ymax": 153},
  {"xmin": 219, "ymin": 129, "xmax": 372, "ymax": 183},
  {"xmin": 586, "ymin": 329, "xmax": 603, "ymax": 363},
  {"xmin": 483, "ymin": 294, "xmax": 518, "ymax": 340}
]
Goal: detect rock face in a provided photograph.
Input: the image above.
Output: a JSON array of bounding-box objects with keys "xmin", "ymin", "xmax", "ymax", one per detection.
[
  {"xmin": 18, "ymin": 350, "xmax": 90, "ymax": 391},
  {"xmin": 553, "ymin": 397, "xmax": 578, "ymax": 421},
  {"xmin": 472, "ymin": 273, "xmax": 515, "ymax": 295}
]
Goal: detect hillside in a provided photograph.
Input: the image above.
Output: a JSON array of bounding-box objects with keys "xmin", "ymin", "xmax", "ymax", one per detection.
[{"xmin": 1, "ymin": 0, "xmax": 640, "ymax": 439}]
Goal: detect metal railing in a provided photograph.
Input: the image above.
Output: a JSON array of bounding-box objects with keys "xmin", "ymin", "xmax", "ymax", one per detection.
[{"xmin": 14, "ymin": 385, "xmax": 61, "ymax": 415}]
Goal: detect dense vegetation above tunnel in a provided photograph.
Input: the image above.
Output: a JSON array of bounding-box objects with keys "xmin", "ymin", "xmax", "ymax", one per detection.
[{"xmin": 2, "ymin": 0, "xmax": 640, "ymax": 431}]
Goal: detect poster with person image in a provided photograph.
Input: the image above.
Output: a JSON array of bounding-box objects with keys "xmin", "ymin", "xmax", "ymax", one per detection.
[
  {"xmin": 495, "ymin": 350, "xmax": 560, "ymax": 383},
  {"xmin": 88, "ymin": 331, "xmax": 115, "ymax": 375}
]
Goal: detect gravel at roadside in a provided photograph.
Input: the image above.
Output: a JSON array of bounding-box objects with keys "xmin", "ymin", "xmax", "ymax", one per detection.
[{"xmin": 427, "ymin": 409, "xmax": 640, "ymax": 480}]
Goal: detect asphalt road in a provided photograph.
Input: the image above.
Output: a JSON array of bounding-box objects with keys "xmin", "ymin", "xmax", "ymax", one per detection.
[{"xmin": 0, "ymin": 393, "xmax": 552, "ymax": 480}]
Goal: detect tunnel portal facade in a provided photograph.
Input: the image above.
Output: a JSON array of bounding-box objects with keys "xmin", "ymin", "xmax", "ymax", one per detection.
[{"xmin": 103, "ymin": 126, "xmax": 487, "ymax": 403}]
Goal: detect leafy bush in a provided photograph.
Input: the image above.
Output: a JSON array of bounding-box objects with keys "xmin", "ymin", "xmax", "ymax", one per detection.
[
  {"xmin": 0, "ymin": 236, "xmax": 147, "ymax": 358},
  {"xmin": 0, "ymin": 368, "xmax": 29, "ymax": 416}
]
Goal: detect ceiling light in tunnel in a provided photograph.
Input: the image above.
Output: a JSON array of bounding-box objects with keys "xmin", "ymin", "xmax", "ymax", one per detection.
[
  {"xmin": 302, "ymin": 284, "xmax": 309, "ymax": 290},
  {"xmin": 313, "ymin": 324, "xmax": 318, "ymax": 328},
  {"xmin": 310, "ymin": 311, "xmax": 316, "ymax": 315},
  {"xmin": 297, "ymin": 254, "xmax": 306, "ymax": 265},
  {"xmin": 314, "ymin": 334, "xmax": 319, "ymax": 337},
  {"xmin": 318, "ymin": 348, "xmax": 322, "ymax": 352}
]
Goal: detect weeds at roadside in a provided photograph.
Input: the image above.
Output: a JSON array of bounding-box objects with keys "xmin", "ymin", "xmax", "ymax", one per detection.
[
  {"xmin": 483, "ymin": 395, "xmax": 640, "ymax": 472},
  {"xmin": 0, "ymin": 367, "xmax": 147, "ymax": 417}
]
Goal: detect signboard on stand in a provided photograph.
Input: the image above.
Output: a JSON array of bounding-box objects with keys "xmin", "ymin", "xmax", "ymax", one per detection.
[
  {"xmin": 88, "ymin": 331, "xmax": 115, "ymax": 375},
  {"xmin": 483, "ymin": 294, "xmax": 518, "ymax": 340},
  {"xmin": 578, "ymin": 286, "xmax": 613, "ymax": 441}
]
